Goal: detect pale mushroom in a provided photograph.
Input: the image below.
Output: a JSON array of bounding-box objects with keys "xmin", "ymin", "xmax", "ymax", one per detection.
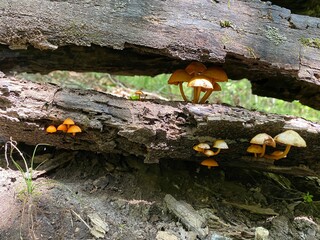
[{"xmin": 250, "ymin": 133, "xmax": 276, "ymax": 157}]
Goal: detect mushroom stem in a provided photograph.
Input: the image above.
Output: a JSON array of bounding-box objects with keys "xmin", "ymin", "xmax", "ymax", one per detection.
[
  {"xmin": 179, "ymin": 82, "xmax": 188, "ymax": 102},
  {"xmin": 193, "ymin": 87, "xmax": 201, "ymax": 103},
  {"xmin": 211, "ymin": 148, "xmax": 221, "ymax": 156},
  {"xmin": 199, "ymin": 89, "xmax": 213, "ymax": 104},
  {"xmin": 265, "ymin": 145, "xmax": 291, "ymax": 160},
  {"xmin": 259, "ymin": 144, "xmax": 266, "ymax": 157}
]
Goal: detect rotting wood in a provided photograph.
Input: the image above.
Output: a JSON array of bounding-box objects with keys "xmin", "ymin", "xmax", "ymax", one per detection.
[
  {"xmin": 164, "ymin": 194, "xmax": 209, "ymax": 239},
  {"xmin": 0, "ymin": 0, "xmax": 319, "ymax": 110},
  {"xmin": 0, "ymin": 76, "xmax": 320, "ymax": 176}
]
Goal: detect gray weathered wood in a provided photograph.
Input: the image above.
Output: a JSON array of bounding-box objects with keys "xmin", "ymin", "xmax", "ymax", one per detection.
[
  {"xmin": 164, "ymin": 194, "xmax": 209, "ymax": 239},
  {"xmin": 0, "ymin": 75, "xmax": 319, "ymax": 176},
  {"xmin": 0, "ymin": 0, "xmax": 319, "ymax": 109}
]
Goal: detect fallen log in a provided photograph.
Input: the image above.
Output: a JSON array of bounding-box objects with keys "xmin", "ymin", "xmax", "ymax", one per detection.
[
  {"xmin": 0, "ymin": 0, "xmax": 319, "ymax": 110},
  {"xmin": 0, "ymin": 75, "xmax": 319, "ymax": 176}
]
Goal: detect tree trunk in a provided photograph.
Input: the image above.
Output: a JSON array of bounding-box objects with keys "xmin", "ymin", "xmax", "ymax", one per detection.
[
  {"xmin": 0, "ymin": 75, "xmax": 319, "ymax": 176},
  {"xmin": 0, "ymin": 0, "xmax": 319, "ymax": 109}
]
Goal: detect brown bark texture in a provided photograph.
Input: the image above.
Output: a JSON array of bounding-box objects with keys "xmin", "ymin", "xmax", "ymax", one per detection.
[
  {"xmin": 0, "ymin": 0, "xmax": 319, "ymax": 109},
  {"xmin": 0, "ymin": 75, "xmax": 319, "ymax": 176}
]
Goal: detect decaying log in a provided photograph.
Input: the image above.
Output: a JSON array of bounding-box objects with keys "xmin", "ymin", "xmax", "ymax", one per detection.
[
  {"xmin": 164, "ymin": 194, "xmax": 209, "ymax": 239},
  {"xmin": 0, "ymin": 0, "xmax": 319, "ymax": 110},
  {"xmin": 0, "ymin": 75, "xmax": 320, "ymax": 176}
]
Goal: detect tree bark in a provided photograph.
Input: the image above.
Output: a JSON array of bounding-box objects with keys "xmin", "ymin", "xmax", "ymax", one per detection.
[
  {"xmin": 0, "ymin": 0, "xmax": 319, "ymax": 109},
  {"xmin": 0, "ymin": 75, "xmax": 319, "ymax": 176}
]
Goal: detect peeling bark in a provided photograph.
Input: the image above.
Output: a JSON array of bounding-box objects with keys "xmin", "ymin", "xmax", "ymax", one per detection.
[
  {"xmin": 0, "ymin": 75, "xmax": 319, "ymax": 176},
  {"xmin": 0, "ymin": 0, "xmax": 319, "ymax": 109}
]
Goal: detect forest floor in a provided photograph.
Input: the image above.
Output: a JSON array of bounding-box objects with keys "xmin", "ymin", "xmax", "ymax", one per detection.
[{"xmin": 0, "ymin": 145, "xmax": 320, "ymax": 240}]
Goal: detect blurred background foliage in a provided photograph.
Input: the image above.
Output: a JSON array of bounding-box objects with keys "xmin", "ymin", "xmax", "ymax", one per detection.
[{"xmin": 18, "ymin": 71, "xmax": 320, "ymax": 123}]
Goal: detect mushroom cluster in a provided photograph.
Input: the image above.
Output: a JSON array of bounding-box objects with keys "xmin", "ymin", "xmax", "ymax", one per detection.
[
  {"xmin": 168, "ymin": 62, "xmax": 228, "ymax": 104},
  {"xmin": 193, "ymin": 140, "xmax": 229, "ymax": 169},
  {"xmin": 45, "ymin": 118, "xmax": 82, "ymax": 136},
  {"xmin": 247, "ymin": 130, "xmax": 306, "ymax": 160}
]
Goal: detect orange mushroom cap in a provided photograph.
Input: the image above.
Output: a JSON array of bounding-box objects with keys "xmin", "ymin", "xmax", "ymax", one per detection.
[
  {"xmin": 57, "ymin": 124, "xmax": 68, "ymax": 132},
  {"xmin": 67, "ymin": 125, "xmax": 82, "ymax": 136},
  {"xmin": 202, "ymin": 66, "xmax": 228, "ymax": 82},
  {"xmin": 63, "ymin": 118, "xmax": 75, "ymax": 126},
  {"xmin": 201, "ymin": 159, "xmax": 219, "ymax": 169},
  {"xmin": 46, "ymin": 125, "xmax": 57, "ymax": 133},
  {"xmin": 168, "ymin": 69, "xmax": 192, "ymax": 85},
  {"xmin": 185, "ymin": 62, "xmax": 207, "ymax": 76}
]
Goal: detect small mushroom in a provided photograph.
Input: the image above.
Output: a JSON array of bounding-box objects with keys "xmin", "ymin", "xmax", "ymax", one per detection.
[
  {"xmin": 268, "ymin": 130, "xmax": 306, "ymax": 160},
  {"xmin": 211, "ymin": 139, "xmax": 229, "ymax": 155},
  {"xmin": 199, "ymin": 66, "xmax": 228, "ymax": 104},
  {"xmin": 67, "ymin": 125, "xmax": 82, "ymax": 136},
  {"xmin": 63, "ymin": 118, "xmax": 75, "ymax": 129},
  {"xmin": 250, "ymin": 133, "xmax": 276, "ymax": 157},
  {"xmin": 134, "ymin": 90, "xmax": 145, "ymax": 100},
  {"xmin": 193, "ymin": 143, "xmax": 211, "ymax": 153},
  {"xmin": 46, "ymin": 125, "xmax": 57, "ymax": 133},
  {"xmin": 247, "ymin": 144, "xmax": 263, "ymax": 157},
  {"xmin": 185, "ymin": 62, "xmax": 207, "ymax": 76},
  {"xmin": 57, "ymin": 124, "xmax": 68, "ymax": 132},
  {"xmin": 264, "ymin": 150, "xmax": 287, "ymax": 160},
  {"xmin": 167, "ymin": 69, "xmax": 192, "ymax": 101},
  {"xmin": 201, "ymin": 158, "xmax": 219, "ymax": 169},
  {"xmin": 203, "ymin": 149, "xmax": 215, "ymax": 157},
  {"xmin": 187, "ymin": 76, "xmax": 213, "ymax": 103}
]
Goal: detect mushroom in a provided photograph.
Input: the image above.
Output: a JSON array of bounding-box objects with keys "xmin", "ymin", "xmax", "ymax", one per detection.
[
  {"xmin": 63, "ymin": 118, "xmax": 75, "ymax": 129},
  {"xmin": 199, "ymin": 66, "xmax": 228, "ymax": 104},
  {"xmin": 185, "ymin": 62, "xmax": 207, "ymax": 76},
  {"xmin": 167, "ymin": 69, "xmax": 192, "ymax": 101},
  {"xmin": 57, "ymin": 124, "xmax": 68, "ymax": 132},
  {"xmin": 134, "ymin": 90, "xmax": 145, "ymax": 100},
  {"xmin": 264, "ymin": 150, "xmax": 287, "ymax": 160},
  {"xmin": 266, "ymin": 130, "xmax": 306, "ymax": 160},
  {"xmin": 67, "ymin": 125, "xmax": 82, "ymax": 136},
  {"xmin": 250, "ymin": 133, "xmax": 276, "ymax": 157},
  {"xmin": 193, "ymin": 143, "xmax": 211, "ymax": 153},
  {"xmin": 203, "ymin": 149, "xmax": 215, "ymax": 157},
  {"xmin": 46, "ymin": 125, "xmax": 57, "ymax": 133},
  {"xmin": 200, "ymin": 159, "xmax": 219, "ymax": 169},
  {"xmin": 187, "ymin": 76, "xmax": 213, "ymax": 103},
  {"xmin": 247, "ymin": 144, "xmax": 263, "ymax": 157},
  {"xmin": 211, "ymin": 139, "xmax": 229, "ymax": 155}
]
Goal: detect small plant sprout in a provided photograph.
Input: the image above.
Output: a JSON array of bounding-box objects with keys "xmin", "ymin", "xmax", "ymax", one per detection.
[
  {"xmin": 303, "ymin": 192, "xmax": 313, "ymax": 203},
  {"xmin": 5, "ymin": 138, "xmax": 49, "ymax": 194}
]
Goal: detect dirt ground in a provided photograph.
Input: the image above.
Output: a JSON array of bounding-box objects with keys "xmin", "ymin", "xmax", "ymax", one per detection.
[{"xmin": 0, "ymin": 145, "xmax": 320, "ymax": 240}]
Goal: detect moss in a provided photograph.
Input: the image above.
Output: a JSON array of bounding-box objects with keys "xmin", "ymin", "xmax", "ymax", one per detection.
[
  {"xmin": 264, "ymin": 26, "xmax": 287, "ymax": 46},
  {"xmin": 300, "ymin": 37, "xmax": 320, "ymax": 49},
  {"xmin": 220, "ymin": 20, "xmax": 232, "ymax": 28}
]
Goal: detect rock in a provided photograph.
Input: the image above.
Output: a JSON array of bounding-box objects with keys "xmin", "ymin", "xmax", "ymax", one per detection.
[
  {"xmin": 255, "ymin": 227, "xmax": 269, "ymax": 240},
  {"xmin": 293, "ymin": 216, "xmax": 319, "ymax": 239}
]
